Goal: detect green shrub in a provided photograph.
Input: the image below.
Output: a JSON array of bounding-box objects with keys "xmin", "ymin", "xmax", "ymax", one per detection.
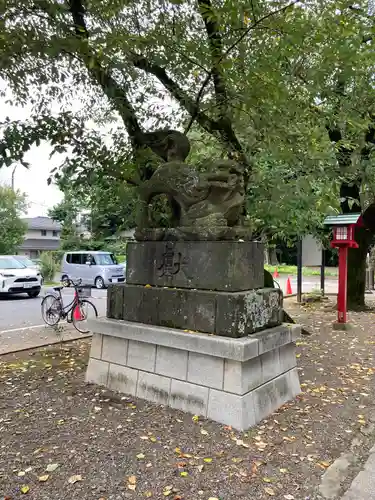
[{"xmin": 39, "ymin": 252, "xmax": 60, "ymax": 281}]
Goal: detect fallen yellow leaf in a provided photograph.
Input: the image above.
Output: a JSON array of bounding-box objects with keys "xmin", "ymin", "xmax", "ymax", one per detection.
[
  {"xmin": 264, "ymin": 487, "xmax": 276, "ymax": 496},
  {"xmin": 20, "ymin": 485, "xmax": 30, "ymax": 494},
  {"xmin": 137, "ymin": 453, "xmax": 145, "ymax": 460},
  {"xmin": 203, "ymin": 458, "xmax": 213, "ymax": 463},
  {"xmin": 128, "ymin": 476, "xmax": 137, "ymax": 485},
  {"xmin": 144, "ymin": 492, "xmax": 153, "ymax": 498},
  {"xmin": 68, "ymin": 474, "xmax": 83, "ymax": 484},
  {"xmin": 180, "ymin": 471, "xmax": 188, "ymax": 477},
  {"xmin": 192, "ymin": 415, "xmax": 199, "ymax": 422},
  {"xmin": 46, "ymin": 463, "xmax": 59, "ymax": 472},
  {"xmin": 38, "ymin": 475, "xmax": 49, "ymax": 482},
  {"xmin": 318, "ymin": 461, "xmax": 331, "ymax": 468}
]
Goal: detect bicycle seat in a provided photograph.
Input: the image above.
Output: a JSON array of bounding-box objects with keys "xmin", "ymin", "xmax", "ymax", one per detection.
[{"xmin": 53, "ymin": 286, "xmax": 64, "ymax": 291}]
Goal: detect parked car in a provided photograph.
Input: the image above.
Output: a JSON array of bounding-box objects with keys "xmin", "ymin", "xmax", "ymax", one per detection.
[
  {"xmin": 0, "ymin": 256, "xmax": 42, "ymax": 298},
  {"xmin": 60, "ymin": 251, "xmax": 125, "ymax": 289},
  {"xmin": 13, "ymin": 255, "xmax": 44, "ymax": 284}
]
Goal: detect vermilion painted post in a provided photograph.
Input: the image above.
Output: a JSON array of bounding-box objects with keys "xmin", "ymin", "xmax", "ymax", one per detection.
[{"xmin": 337, "ymin": 247, "xmax": 348, "ymax": 323}]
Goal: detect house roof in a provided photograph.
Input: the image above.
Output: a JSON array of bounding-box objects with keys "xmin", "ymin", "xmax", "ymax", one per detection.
[
  {"xmin": 19, "ymin": 239, "xmax": 61, "ymax": 251},
  {"xmin": 22, "ymin": 216, "xmax": 62, "ymax": 231},
  {"xmin": 323, "ymin": 213, "xmax": 362, "ymax": 226}
]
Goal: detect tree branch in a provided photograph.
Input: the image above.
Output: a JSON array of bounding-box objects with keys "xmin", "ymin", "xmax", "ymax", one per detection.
[
  {"xmin": 67, "ymin": 0, "xmax": 143, "ymax": 150},
  {"xmin": 129, "ymin": 53, "xmax": 221, "ymax": 136},
  {"xmin": 197, "ymin": 0, "xmax": 230, "ymax": 122},
  {"xmin": 186, "ymin": 0, "xmax": 299, "ymax": 132}
]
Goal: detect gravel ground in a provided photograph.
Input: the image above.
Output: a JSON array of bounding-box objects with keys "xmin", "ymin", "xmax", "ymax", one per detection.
[{"xmin": 2, "ymin": 298, "xmax": 375, "ymax": 500}]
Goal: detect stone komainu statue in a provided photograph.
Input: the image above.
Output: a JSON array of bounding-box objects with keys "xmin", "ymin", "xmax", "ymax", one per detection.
[
  {"xmin": 137, "ymin": 130, "xmax": 245, "ymax": 229},
  {"xmin": 137, "ymin": 129, "xmax": 191, "ymax": 164}
]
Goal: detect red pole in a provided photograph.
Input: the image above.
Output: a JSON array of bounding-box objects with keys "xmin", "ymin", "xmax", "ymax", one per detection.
[{"xmin": 337, "ymin": 246, "xmax": 348, "ymax": 323}]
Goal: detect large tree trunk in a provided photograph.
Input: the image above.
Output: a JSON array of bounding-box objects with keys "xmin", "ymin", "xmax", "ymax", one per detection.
[{"xmin": 347, "ymin": 226, "xmax": 372, "ymax": 309}]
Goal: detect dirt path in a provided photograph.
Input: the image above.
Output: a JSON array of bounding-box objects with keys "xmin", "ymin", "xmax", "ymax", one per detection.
[{"xmin": 1, "ymin": 299, "xmax": 375, "ymax": 499}]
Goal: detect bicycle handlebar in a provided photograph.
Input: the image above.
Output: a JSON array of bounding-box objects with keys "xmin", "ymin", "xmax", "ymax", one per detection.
[{"xmin": 63, "ymin": 278, "xmax": 82, "ymax": 287}]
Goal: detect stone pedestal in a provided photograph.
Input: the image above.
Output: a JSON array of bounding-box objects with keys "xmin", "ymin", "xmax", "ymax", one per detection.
[
  {"xmin": 108, "ymin": 241, "xmax": 283, "ymax": 338},
  {"xmin": 86, "ymin": 318, "xmax": 301, "ymax": 431},
  {"xmin": 85, "ymin": 239, "xmax": 301, "ymax": 430}
]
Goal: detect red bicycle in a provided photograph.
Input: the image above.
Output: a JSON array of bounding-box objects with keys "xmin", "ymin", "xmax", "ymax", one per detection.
[{"xmin": 41, "ymin": 278, "xmax": 98, "ymax": 333}]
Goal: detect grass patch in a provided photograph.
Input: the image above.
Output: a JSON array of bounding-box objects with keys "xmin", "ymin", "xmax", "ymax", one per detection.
[{"xmin": 265, "ymin": 264, "xmax": 338, "ymax": 277}]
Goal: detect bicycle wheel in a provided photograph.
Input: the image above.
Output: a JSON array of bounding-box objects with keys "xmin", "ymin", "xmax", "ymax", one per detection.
[
  {"xmin": 71, "ymin": 299, "xmax": 98, "ymax": 334},
  {"xmin": 41, "ymin": 294, "xmax": 62, "ymax": 326}
]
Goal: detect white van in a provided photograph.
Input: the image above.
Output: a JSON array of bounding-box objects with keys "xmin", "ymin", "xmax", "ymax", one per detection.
[{"xmin": 61, "ymin": 251, "xmax": 125, "ymax": 289}]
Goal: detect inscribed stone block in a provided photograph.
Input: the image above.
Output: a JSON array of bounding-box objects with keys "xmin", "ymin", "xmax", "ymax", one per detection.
[{"xmin": 126, "ymin": 241, "xmax": 264, "ymax": 291}]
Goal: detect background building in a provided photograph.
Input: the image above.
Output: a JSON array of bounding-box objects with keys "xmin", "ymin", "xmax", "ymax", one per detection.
[{"xmin": 17, "ymin": 216, "xmax": 61, "ymax": 258}]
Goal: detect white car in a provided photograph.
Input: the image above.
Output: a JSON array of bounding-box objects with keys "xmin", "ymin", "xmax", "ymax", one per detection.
[
  {"xmin": 12, "ymin": 255, "xmax": 44, "ymax": 284},
  {"xmin": 0, "ymin": 256, "xmax": 42, "ymax": 298}
]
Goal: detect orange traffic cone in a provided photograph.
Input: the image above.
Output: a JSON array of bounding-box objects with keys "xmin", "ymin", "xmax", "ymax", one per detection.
[
  {"xmin": 73, "ymin": 291, "xmax": 83, "ymax": 320},
  {"xmin": 286, "ymin": 277, "xmax": 292, "ymax": 295},
  {"xmin": 73, "ymin": 305, "xmax": 83, "ymax": 320},
  {"xmin": 273, "ymin": 267, "xmax": 279, "ymax": 278}
]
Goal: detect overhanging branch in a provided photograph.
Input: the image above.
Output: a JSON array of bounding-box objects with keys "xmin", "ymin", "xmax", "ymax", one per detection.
[
  {"xmin": 197, "ymin": 0, "xmax": 230, "ymax": 122},
  {"xmin": 186, "ymin": 0, "xmax": 300, "ymax": 132},
  {"xmin": 67, "ymin": 0, "xmax": 143, "ymax": 149}
]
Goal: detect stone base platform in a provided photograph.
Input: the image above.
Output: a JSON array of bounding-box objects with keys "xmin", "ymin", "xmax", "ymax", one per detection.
[{"xmin": 86, "ymin": 319, "xmax": 301, "ymax": 431}]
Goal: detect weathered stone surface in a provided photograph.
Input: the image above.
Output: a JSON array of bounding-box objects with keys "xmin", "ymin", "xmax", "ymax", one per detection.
[
  {"xmin": 215, "ymin": 288, "xmax": 283, "ymax": 337},
  {"xmin": 86, "ymin": 358, "xmax": 109, "ymax": 386},
  {"xmin": 127, "ymin": 340, "xmax": 156, "ymax": 372},
  {"xmin": 187, "ymin": 352, "xmax": 224, "ymax": 389},
  {"xmin": 90, "ymin": 333, "xmax": 103, "ymax": 359},
  {"xmin": 86, "ymin": 320, "xmax": 301, "ymax": 430},
  {"xmin": 157, "ymin": 288, "xmax": 216, "ymax": 332},
  {"xmin": 88, "ymin": 318, "xmax": 299, "ymax": 362},
  {"xmin": 170, "ymin": 379, "xmax": 209, "ymax": 416},
  {"xmin": 252, "ymin": 369, "xmax": 300, "ymax": 423},
  {"xmin": 126, "ymin": 241, "xmax": 263, "ymax": 291},
  {"xmin": 108, "ymin": 285, "xmax": 282, "ymax": 338},
  {"xmin": 107, "ymin": 283, "xmax": 125, "ymax": 319},
  {"xmin": 155, "ymin": 346, "xmax": 188, "ymax": 380},
  {"xmin": 207, "ymin": 388, "xmax": 256, "ymax": 430},
  {"xmin": 137, "ymin": 159, "xmax": 244, "ymax": 229},
  {"xmin": 102, "ymin": 335, "xmax": 128, "ymax": 365},
  {"xmin": 137, "ymin": 372, "xmax": 170, "ymax": 405},
  {"xmin": 134, "ymin": 226, "xmax": 254, "ymax": 241},
  {"xmin": 254, "ymin": 324, "xmax": 291, "ymax": 354},
  {"xmin": 224, "ymin": 357, "xmax": 262, "ymax": 395},
  {"xmin": 108, "ymin": 364, "xmax": 138, "ymax": 395}
]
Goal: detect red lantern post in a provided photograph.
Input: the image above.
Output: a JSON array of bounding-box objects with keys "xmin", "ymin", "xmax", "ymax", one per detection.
[{"xmin": 323, "ymin": 214, "xmax": 362, "ymax": 327}]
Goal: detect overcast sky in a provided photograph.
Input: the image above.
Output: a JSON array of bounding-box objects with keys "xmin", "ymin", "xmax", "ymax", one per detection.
[{"xmin": 0, "ymin": 99, "xmax": 63, "ymax": 217}]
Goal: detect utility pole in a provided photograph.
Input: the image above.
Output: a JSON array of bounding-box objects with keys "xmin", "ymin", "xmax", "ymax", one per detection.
[{"xmin": 11, "ymin": 165, "xmax": 17, "ymax": 191}]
